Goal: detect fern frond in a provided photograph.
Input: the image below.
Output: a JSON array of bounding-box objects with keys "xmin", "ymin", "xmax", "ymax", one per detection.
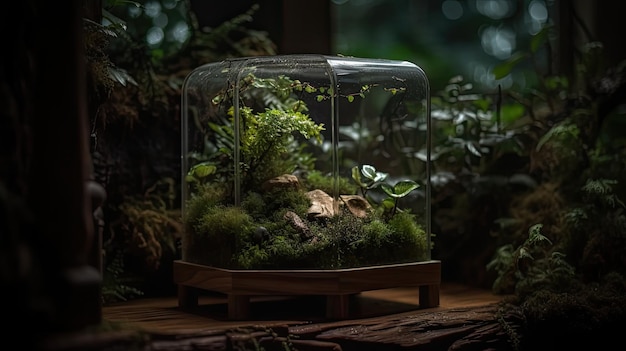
[
  {"xmin": 582, "ymin": 178, "xmax": 616, "ymax": 195},
  {"xmin": 526, "ymin": 223, "xmax": 552, "ymax": 246},
  {"xmin": 518, "ymin": 247, "xmax": 534, "ymax": 261}
]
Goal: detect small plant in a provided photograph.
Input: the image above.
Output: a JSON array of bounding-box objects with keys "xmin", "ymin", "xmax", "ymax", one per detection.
[
  {"xmin": 487, "ymin": 223, "xmax": 575, "ymax": 296},
  {"xmin": 186, "ymin": 74, "xmax": 326, "ymax": 196},
  {"xmin": 351, "ymin": 164, "xmax": 388, "ymax": 197},
  {"xmin": 101, "ymin": 252, "xmax": 144, "ymax": 304},
  {"xmin": 380, "ymin": 179, "xmax": 420, "ymax": 217},
  {"xmin": 352, "ymin": 164, "xmax": 420, "ymax": 217}
]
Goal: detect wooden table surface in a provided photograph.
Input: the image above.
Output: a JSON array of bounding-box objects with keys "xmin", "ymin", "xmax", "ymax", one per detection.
[
  {"xmin": 39, "ymin": 283, "xmax": 509, "ymax": 351},
  {"xmin": 103, "ymin": 282, "xmax": 504, "ymax": 334}
]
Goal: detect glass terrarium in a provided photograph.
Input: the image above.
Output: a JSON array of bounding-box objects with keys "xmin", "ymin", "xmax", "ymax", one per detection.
[{"xmin": 175, "ymin": 55, "xmax": 440, "ymax": 319}]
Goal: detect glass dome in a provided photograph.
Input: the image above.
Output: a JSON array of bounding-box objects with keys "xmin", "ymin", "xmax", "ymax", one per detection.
[{"xmin": 180, "ymin": 55, "xmax": 432, "ymax": 270}]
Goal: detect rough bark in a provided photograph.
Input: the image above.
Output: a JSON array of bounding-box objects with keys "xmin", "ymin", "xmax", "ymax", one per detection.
[{"xmin": 40, "ymin": 303, "xmax": 524, "ymax": 351}]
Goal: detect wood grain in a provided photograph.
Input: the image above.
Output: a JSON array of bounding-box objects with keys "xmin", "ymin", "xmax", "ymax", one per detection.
[
  {"xmin": 93, "ymin": 284, "xmax": 509, "ymax": 351},
  {"xmin": 173, "ymin": 260, "xmax": 442, "ymax": 319},
  {"xmin": 173, "ymin": 260, "xmax": 441, "ymax": 295}
]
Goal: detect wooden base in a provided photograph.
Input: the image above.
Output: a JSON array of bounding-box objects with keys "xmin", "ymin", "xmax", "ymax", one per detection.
[{"xmin": 173, "ymin": 260, "xmax": 441, "ymax": 320}]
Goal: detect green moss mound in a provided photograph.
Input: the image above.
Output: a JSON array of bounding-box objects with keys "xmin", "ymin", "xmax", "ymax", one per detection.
[{"xmin": 184, "ymin": 185, "xmax": 429, "ymax": 269}]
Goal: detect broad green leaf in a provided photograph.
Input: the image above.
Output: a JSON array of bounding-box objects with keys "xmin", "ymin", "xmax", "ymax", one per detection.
[
  {"xmin": 544, "ymin": 75, "xmax": 568, "ymax": 91},
  {"xmin": 351, "ymin": 166, "xmax": 366, "ymax": 186},
  {"xmin": 393, "ymin": 180, "xmax": 420, "ymax": 197},
  {"xmin": 472, "ymin": 98, "xmax": 491, "ymax": 112},
  {"xmin": 492, "ymin": 52, "xmax": 529, "ymax": 79},
  {"xmin": 381, "ymin": 183, "xmax": 394, "ymax": 197},
  {"xmin": 382, "ymin": 197, "xmax": 395, "ymax": 209},
  {"xmin": 530, "ymin": 26, "xmax": 550, "ymax": 53},
  {"xmin": 381, "ymin": 180, "xmax": 419, "ymax": 198},
  {"xmin": 361, "ymin": 165, "xmax": 377, "ymax": 180},
  {"xmin": 374, "ymin": 171, "xmax": 388, "ymax": 183},
  {"xmin": 500, "ymin": 103, "xmax": 525, "ymax": 124},
  {"xmin": 189, "ymin": 163, "xmax": 216, "ymax": 179}
]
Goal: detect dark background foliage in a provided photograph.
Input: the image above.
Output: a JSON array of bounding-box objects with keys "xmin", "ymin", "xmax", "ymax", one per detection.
[
  {"xmin": 2, "ymin": 2, "xmax": 626, "ymax": 344},
  {"xmin": 87, "ymin": 0, "xmax": 626, "ymax": 299}
]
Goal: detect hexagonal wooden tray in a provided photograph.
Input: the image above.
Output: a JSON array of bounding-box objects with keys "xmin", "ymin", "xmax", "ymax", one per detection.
[{"xmin": 173, "ymin": 259, "xmax": 441, "ymax": 320}]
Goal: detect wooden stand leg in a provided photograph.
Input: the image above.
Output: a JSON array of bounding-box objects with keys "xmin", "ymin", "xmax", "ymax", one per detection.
[
  {"xmin": 178, "ymin": 285, "xmax": 199, "ymax": 308},
  {"xmin": 228, "ymin": 295, "xmax": 251, "ymax": 320},
  {"xmin": 326, "ymin": 295, "xmax": 350, "ymax": 319},
  {"xmin": 419, "ymin": 284, "xmax": 440, "ymax": 308}
]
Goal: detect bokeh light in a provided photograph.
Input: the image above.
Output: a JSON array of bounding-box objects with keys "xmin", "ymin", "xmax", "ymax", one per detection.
[
  {"xmin": 442, "ymin": 0, "xmax": 463, "ymax": 20},
  {"xmin": 527, "ymin": 0, "xmax": 548, "ymax": 34},
  {"xmin": 476, "ymin": 0, "xmax": 515, "ymax": 20},
  {"xmin": 332, "ymin": 0, "xmax": 548, "ymax": 91},
  {"xmin": 146, "ymin": 26, "xmax": 164, "ymax": 47},
  {"xmin": 480, "ymin": 25, "xmax": 516, "ymax": 60},
  {"xmin": 109, "ymin": 0, "xmax": 191, "ymax": 58}
]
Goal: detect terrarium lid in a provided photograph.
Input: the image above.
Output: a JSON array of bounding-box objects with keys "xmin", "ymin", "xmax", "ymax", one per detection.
[{"xmin": 189, "ymin": 54, "xmax": 425, "ymax": 74}]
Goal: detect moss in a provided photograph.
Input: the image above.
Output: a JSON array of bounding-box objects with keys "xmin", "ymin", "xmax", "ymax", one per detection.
[
  {"xmin": 388, "ymin": 212, "xmax": 429, "ymax": 261},
  {"xmin": 184, "ymin": 184, "xmax": 226, "ymax": 228},
  {"xmin": 265, "ymin": 188, "xmax": 311, "ymax": 219},
  {"xmin": 235, "ymin": 244, "xmax": 271, "ymax": 269},
  {"xmin": 240, "ymin": 191, "xmax": 266, "ymax": 220},
  {"xmin": 519, "ymin": 279, "xmax": 626, "ymax": 350},
  {"xmin": 328, "ymin": 215, "xmax": 368, "ymax": 268},
  {"xmin": 361, "ymin": 219, "xmax": 394, "ymax": 263},
  {"xmin": 187, "ymin": 205, "xmax": 254, "ymax": 266},
  {"xmin": 184, "ymin": 162, "xmax": 428, "ymax": 269},
  {"xmin": 304, "ymin": 169, "xmax": 358, "ymax": 195},
  {"xmin": 236, "ymin": 233, "xmax": 312, "ymax": 269},
  {"xmin": 188, "ymin": 189, "xmax": 430, "ymax": 269}
]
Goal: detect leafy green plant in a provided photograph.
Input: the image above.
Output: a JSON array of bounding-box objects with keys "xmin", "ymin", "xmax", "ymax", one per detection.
[
  {"xmin": 429, "ymin": 12, "xmax": 626, "ymax": 302},
  {"xmin": 462, "ymin": 17, "xmax": 626, "ymax": 350},
  {"xmin": 186, "ymin": 73, "xmax": 325, "ymax": 197},
  {"xmin": 101, "ymin": 251, "xmax": 144, "ymax": 304},
  {"xmin": 487, "ymin": 224, "xmax": 575, "ymax": 296},
  {"xmin": 351, "ymin": 164, "xmax": 420, "ymax": 217},
  {"xmin": 85, "ymin": 1, "xmax": 281, "ymax": 301},
  {"xmin": 380, "ymin": 179, "xmax": 420, "ymax": 217},
  {"xmin": 351, "ymin": 164, "xmax": 388, "ymax": 197},
  {"xmin": 238, "ymin": 106, "xmax": 325, "ymax": 188},
  {"xmin": 429, "ymin": 75, "xmax": 523, "ymax": 172},
  {"xmin": 426, "ymin": 73, "xmax": 537, "ymax": 282}
]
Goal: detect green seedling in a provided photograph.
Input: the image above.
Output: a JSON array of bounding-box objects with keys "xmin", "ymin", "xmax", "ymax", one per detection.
[
  {"xmin": 352, "ymin": 164, "xmax": 388, "ymax": 197},
  {"xmin": 381, "ymin": 180, "xmax": 420, "ymax": 216}
]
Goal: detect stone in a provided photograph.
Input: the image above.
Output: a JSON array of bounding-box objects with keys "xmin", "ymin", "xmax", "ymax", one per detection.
[
  {"xmin": 339, "ymin": 195, "xmax": 372, "ymax": 218},
  {"xmin": 283, "ymin": 211, "xmax": 312, "ymax": 240},
  {"xmin": 262, "ymin": 174, "xmax": 300, "ymax": 192},
  {"xmin": 306, "ymin": 189, "xmax": 335, "ymax": 219}
]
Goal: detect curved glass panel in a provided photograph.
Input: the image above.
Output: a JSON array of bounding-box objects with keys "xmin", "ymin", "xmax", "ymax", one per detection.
[{"xmin": 181, "ymin": 55, "xmax": 431, "ymax": 269}]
